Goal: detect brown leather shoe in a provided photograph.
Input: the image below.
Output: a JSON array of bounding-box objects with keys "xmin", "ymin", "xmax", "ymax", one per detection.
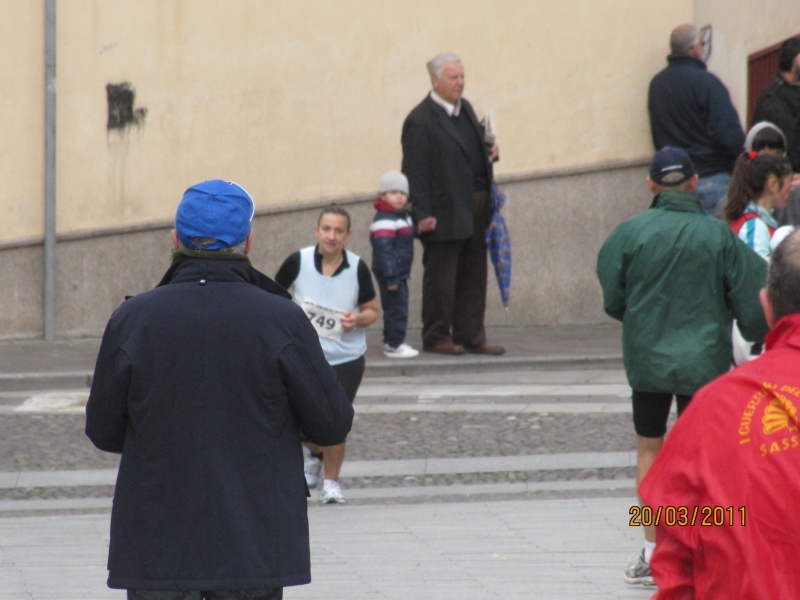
[
  {"xmin": 424, "ymin": 342, "xmax": 466, "ymax": 355},
  {"xmin": 465, "ymin": 343, "xmax": 506, "ymax": 356}
]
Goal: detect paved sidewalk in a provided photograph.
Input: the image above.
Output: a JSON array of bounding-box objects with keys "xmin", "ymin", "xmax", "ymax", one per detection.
[
  {"xmin": 0, "ymin": 451, "xmax": 637, "ymax": 492},
  {"xmin": 0, "ymin": 323, "xmax": 622, "ymax": 390},
  {"xmin": 0, "ymin": 496, "xmax": 654, "ymax": 599}
]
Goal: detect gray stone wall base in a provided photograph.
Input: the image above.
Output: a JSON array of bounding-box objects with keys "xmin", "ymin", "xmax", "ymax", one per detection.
[{"xmin": 0, "ymin": 162, "xmax": 648, "ymax": 339}]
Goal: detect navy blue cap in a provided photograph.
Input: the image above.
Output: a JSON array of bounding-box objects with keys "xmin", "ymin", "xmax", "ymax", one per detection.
[
  {"xmin": 175, "ymin": 180, "xmax": 254, "ymax": 250},
  {"xmin": 649, "ymin": 147, "xmax": 696, "ymax": 186}
]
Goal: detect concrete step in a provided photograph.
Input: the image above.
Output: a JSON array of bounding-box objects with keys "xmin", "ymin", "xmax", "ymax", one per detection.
[{"xmin": 0, "ymin": 354, "xmax": 623, "ymax": 392}]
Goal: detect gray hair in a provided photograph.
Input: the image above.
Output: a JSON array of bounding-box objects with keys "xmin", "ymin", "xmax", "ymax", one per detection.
[
  {"xmin": 182, "ymin": 236, "xmax": 247, "ymax": 254},
  {"xmin": 670, "ymin": 24, "xmax": 698, "ymax": 55},
  {"xmin": 426, "ymin": 53, "xmax": 462, "ymax": 79},
  {"xmin": 768, "ymin": 229, "xmax": 800, "ymax": 321}
]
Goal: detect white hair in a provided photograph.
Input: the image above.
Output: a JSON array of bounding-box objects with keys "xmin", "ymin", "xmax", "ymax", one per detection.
[{"xmin": 426, "ymin": 53, "xmax": 462, "ymax": 79}]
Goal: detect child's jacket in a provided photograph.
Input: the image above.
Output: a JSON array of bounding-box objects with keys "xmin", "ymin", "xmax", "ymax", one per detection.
[{"xmin": 369, "ymin": 199, "xmax": 414, "ymax": 286}]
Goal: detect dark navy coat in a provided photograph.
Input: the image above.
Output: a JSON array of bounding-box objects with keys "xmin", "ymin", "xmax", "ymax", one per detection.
[
  {"xmin": 648, "ymin": 54, "xmax": 744, "ymax": 177},
  {"xmin": 85, "ymin": 253, "xmax": 353, "ymax": 591},
  {"xmin": 369, "ymin": 199, "xmax": 414, "ymax": 286}
]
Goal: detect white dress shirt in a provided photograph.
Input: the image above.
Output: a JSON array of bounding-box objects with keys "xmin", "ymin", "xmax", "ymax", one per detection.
[{"xmin": 429, "ymin": 90, "xmax": 461, "ymax": 117}]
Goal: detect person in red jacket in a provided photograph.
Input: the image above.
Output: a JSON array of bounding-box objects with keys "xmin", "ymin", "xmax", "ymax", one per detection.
[{"xmin": 639, "ymin": 229, "xmax": 800, "ymax": 598}]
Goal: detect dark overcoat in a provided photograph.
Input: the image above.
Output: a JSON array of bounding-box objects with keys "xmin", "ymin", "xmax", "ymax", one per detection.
[
  {"xmin": 401, "ymin": 95, "xmax": 493, "ymax": 242},
  {"xmin": 753, "ymin": 74, "xmax": 800, "ymax": 171},
  {"xmin": 85, "ymin": 253, "xmax": 353, "ymax": 591}
]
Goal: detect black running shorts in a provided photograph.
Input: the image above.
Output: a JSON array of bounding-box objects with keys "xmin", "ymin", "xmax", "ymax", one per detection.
[
  {"xmin": 632, "ymin": 390, "xmax": 693, "ymax": 438},
  {"xmin": 332, "ymin": 355, "xmax": 365, "ymax": 403}
]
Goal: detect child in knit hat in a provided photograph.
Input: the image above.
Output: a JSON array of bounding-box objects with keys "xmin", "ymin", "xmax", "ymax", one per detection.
[{"xmin": 370, "ymin": 171, "xmax": 419, "ymax": 358}]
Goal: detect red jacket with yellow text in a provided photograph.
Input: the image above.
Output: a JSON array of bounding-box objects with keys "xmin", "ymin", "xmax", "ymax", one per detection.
[{"xmin": 640, "ymin": 313, "xmax": 800, "ymax": 599}]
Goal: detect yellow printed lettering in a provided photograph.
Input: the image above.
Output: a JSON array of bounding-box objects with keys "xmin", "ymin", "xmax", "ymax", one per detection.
[
  {"xmin": 738, "ymin": 426, "xmax": 749, "ymax": 436},
  {"xmin": 770, "ymin": 441, "xmax": 781, "ymax": 453},
  {"xmin": 760, "ymin": 444, "xmax": 768, "ymax": 457},
  {"xmin": 739, "ymin": 438, "xmax": 750, "ymax": 444},
  {"xmin": 783, "ymin": 437, "xmax": 791, "ymax": 450},
  {"xmin": 793, "ymin": 436, "xmax": 799, "ymax": 448}
]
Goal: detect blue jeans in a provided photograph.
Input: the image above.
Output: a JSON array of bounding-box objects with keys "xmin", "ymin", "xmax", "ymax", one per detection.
[
  {"xmin": 127, "ymin": 589, "xmax": 282, "ymax": 600},
  {"xmin": 695, "ymin": 171, "xmax": 731, "ymax": 216},
  {"xmin": 378, "ymin": 279, "xmax": 409, "ymax": 348}
]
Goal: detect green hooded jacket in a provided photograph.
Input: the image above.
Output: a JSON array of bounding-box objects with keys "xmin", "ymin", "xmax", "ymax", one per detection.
[{"xmin": 596, "ymin": 191, "xmax": 769, "ymax": 396}]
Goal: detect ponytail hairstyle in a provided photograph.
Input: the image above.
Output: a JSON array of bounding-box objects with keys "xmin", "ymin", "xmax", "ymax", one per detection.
[
  {"xmin": 724, "ymin": 152, "xmax": 792, "ymax": 223},
  {"xmin": 317, "ymin": 203, "xmax": 351, "ymax": 231}
]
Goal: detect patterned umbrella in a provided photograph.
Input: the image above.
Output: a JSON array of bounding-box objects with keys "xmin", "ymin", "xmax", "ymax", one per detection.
[{"xmin": 486, "ymin": 182, "xmax": 511, "ymax": 309}]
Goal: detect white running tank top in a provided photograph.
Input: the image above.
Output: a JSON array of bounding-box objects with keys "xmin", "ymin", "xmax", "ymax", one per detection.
[{"xmin": 293, "ymin": 246, "xmax": 366, "ymax": 365}]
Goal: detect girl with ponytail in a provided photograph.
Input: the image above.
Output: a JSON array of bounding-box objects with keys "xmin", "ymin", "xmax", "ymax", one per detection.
[{"xmin": 724, "ymin": 151, "xmax": 793, "ymax": 259}]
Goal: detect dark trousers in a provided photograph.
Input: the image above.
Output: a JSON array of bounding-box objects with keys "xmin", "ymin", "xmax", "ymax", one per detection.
[
  {"xmin": 421, "ymin": 191, "xmax": 489, "ymax": 348},
  {"xmin": 127, "ymin": 589, "xmax": 282, "ymax": 600},
  {"xmin": 378, "ymin": 279, "xmax": 410, "ymax": 348}
]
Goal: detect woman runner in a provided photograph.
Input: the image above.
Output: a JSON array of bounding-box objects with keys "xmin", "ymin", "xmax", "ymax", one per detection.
[{"xmin": 275, "ymin": 203, "xmax": 378, "ymax": 503}]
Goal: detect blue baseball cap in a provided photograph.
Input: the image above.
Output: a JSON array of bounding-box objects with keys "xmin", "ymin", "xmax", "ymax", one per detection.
[
  {"xmin": 649, "ymin": 147, "xmax": 696, "ymax": 186},
  {"xmin": 175, "ymin": 180, "xmax": 255, "ymax": 250}
]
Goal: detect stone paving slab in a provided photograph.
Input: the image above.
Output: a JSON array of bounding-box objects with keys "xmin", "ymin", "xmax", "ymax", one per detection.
[
  {"xmin": 356, "ymin": 382, "xmax": 631, "ymax": 397},
  {"xmin": 0, "ymin": 398, "xmax": 636, "ymax": 415},
  {"xmin": 0, "ymin": 477, "xmax": 639, "ymax": 514},
  {"xmin": 343, "ymin": 451, "xmax": 636, "ymax": 477},
  {"xmin": 0, "ymin": 496, "xmax": 653, "ymax": 599},
  {"xmin": 0, "ymin": 451, "xmax": 637, "ymax": 490},
  {"xmin": 354, "ymin": 402, "xmax": 634, "ymax": 413},
  {"xmin": 327, "ymin": 478, "xmax": 637, "ymax": 500},
  {"xmin": 0, "ymin": 324, "xmax": 623, "ymax": 390}
]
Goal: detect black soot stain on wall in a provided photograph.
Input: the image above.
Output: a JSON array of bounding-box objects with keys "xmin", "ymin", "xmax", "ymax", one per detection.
[{"xmin": 106, "ymin": 82, "xmax": 147, "ymax": 130}]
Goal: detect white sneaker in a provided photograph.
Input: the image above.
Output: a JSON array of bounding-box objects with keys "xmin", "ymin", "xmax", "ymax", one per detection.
[
  {"xmin": 320, "ymin": 478, "xmax": 345, "ymax": 504},
  {"xmin": 383, "ymin": 343, "xmax": 420, "ymax": 358},
  {"xmin": 623, "ymin": 549, "xmax": 655, "ymax": 586},
  {"xmin": 304, "ymin": 454, "xmax": 323, "ymax": 489}
]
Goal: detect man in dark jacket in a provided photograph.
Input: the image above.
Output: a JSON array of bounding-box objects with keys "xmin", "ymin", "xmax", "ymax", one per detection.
[
  {"xmin": 753, "ymin": 37, "xmax": 800, "ymax": 225},
  {"xmin": 648, "ymin": 24, "xmax": 745, "ymax": 216},
  {"xmin": 597, "ymin": 148, "xmax": 768, "ymax": 587},
  {"xmin": 85, "ymin": 180, "xmax": 353, "ymax": 600},
  {"xmin": 401, "ymin": 52, "xmax": 504, "ymax": 356}
]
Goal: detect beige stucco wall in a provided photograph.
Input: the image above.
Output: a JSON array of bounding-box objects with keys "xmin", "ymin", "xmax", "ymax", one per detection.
[
  {"xmin": 696, "ymin": 0, "xmax": 800, "ymax": 127},
  {"xmin": 0, "ymin": 164, "xmax": 649, "ymax": 339},
  {"xmin": 1, "ymin": 0, "xmax": 692, "ymax": 244},
  {"xmin": 1, "ymin": 1, "xmax": 45, "ymax": 242}
]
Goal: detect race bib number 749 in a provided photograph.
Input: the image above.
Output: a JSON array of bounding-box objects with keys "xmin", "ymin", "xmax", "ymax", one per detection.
[{"xmin": 300, "ymin": 299, "xmax": 345, "ymax": 341}]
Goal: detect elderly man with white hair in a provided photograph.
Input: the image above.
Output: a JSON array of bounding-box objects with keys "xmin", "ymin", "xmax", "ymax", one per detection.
[
  {"xmin": 648, "ymin": 24, "xmax": 745, "ymax": 216},
  {"xmin": 401, "ymin": 52, "xmax": 504, "ymax": 356}
]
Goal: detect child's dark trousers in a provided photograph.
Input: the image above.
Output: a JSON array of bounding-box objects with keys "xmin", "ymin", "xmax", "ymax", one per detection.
[{"xmin": 378, "ymin": 279, "xmax": 409, "ymax": 348}]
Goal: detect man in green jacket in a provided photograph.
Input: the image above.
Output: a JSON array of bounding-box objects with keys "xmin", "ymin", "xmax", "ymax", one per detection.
[{"xmin": 596, "ymin": 147, "xmax": 768, "ymax": 587}]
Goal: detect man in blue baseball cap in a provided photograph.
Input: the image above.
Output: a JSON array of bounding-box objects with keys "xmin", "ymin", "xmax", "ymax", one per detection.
[
  {"xmin": 596, "ymin": 149, "xmax": 768, "ymax": 587},
  {"xmin": 86, "ymin": 180, "xmax": 353, "ymax": 599},
  {"xmin": 174, "ymin": 179, "xmax": 256, "ymax": 250}
]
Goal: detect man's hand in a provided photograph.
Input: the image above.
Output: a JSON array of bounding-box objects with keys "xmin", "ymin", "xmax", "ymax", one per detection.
[
  {"xmin": 488, "ymin": 143, "xmax": 499, "ymax": 161},
  {"xmin": 387, "ymin": 284, "xmax": 399, "ymax": 292},
  {"xmin": 417, "ymin": 217, "xmax": 437, "ymax": 233},
  {"xmin": 792, "ymin": 173, "xmax": 800, "ymax": 190},
  {"xmin": 340, "ymin": 311, "xmax": 357, "ymax": 333}
]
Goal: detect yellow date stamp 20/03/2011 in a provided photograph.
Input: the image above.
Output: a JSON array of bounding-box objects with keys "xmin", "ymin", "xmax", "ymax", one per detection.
[{"xmin": 629, "ymin": 506, "xmax": 746, "ymax": 527}]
